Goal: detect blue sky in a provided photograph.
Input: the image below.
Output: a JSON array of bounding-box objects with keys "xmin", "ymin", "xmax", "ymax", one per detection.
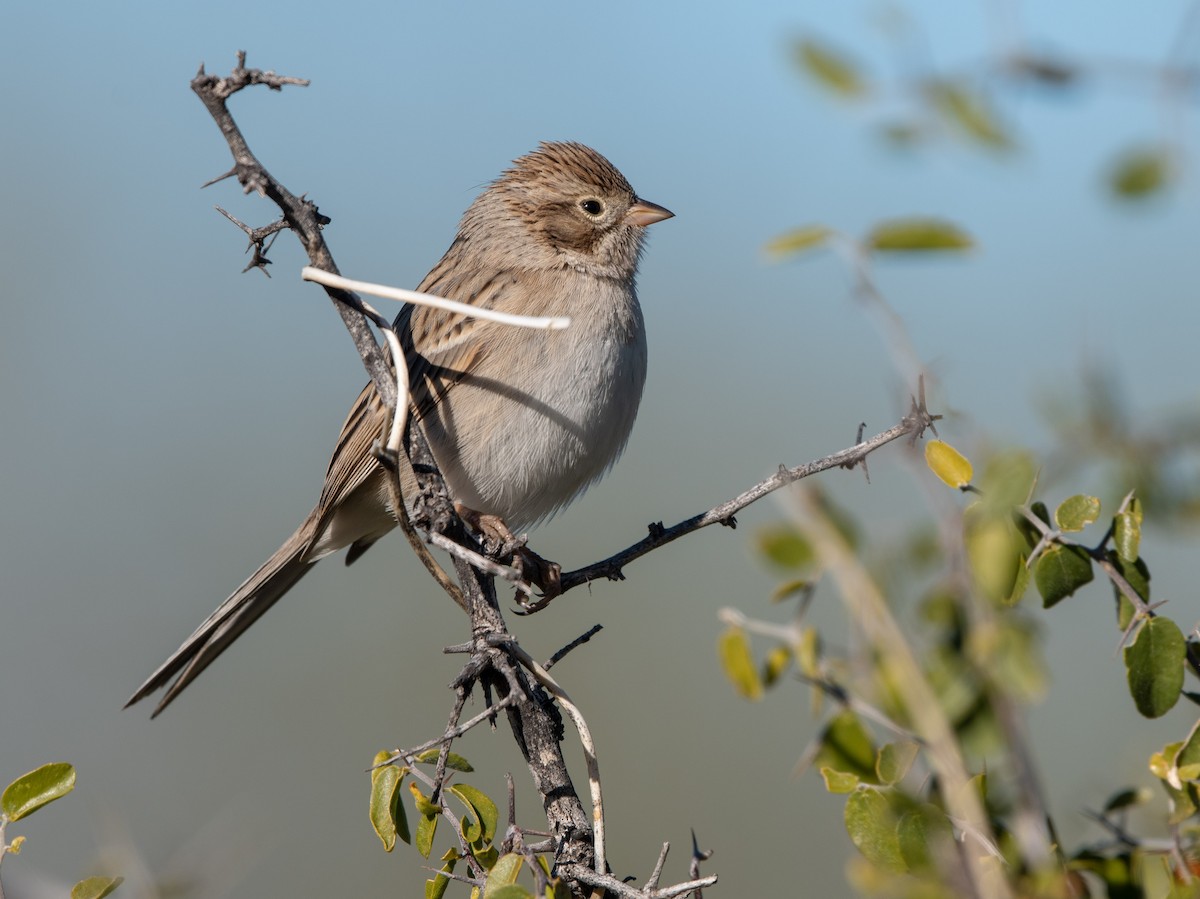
[{"xmin": 2, "ymin": 2, "xmax": 1198, "ymax": 896}]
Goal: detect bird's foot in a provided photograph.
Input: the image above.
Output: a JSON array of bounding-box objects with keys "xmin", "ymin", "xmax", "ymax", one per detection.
[{"xmin": 454, "ymin": 504, "xmax": 561, "ymax": 610}]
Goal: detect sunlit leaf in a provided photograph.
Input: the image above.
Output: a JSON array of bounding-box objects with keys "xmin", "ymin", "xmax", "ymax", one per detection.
[
  {"xmin": 483, "ymin": 854, "xmax": 526, "ymax": 897},
  {"xmin": 1054, "ymin": 494, "xmax": 1100, "ymax": 532},
  {"xmin": 969, "ymin": 618, "xmax": 1046, "ymax": 701},
  {"xmin": 896, "ymin": 804, "xmax": 953, "ymax": 875},
  {"xmin": 485, "ymin": 887, "xmax": 535, "ymax": 899},
  {"xmin": 866, "ymin": 218, "xmax": 974, "ymax": 253},
  {"xmin": 1175, "ymin": 720, "xmax": 1200, "ymax": 782},
  {"xmin": 448, "ymin": 783, "xmax": 499, "ymax": 845},
  {"xmin": 821, "ymin": 767, "xmax": 860, "ymax": 793},
  {"xmin": 369, "ymin": 755, "xmax": 409, "ymax": 851},
  {"xmin": 765, "ymin": 225, "xmax": 833, "ymax": 260},
  {"xmin": 845, "ymin": 788, "xmax": 906, "ymax": 872},
  {"xmin": 1114, "ymin": 500, "xmax": 1143, "ymax": 563},
  {"xmin": 71, "ymin": 877, "xmax": 124, "ymax": 899},
  {"xmin": 415, "ymin": 749, "xmax": 474, "ymax": 772},
  {"xmin": 2, "ymin": 762, "xmax": 76, "ymax": 822},
  {"xmin": 876, "ymin": 742, "xmax": 920, "ymax": 786},
  {"xmin": 771, "ymin": 578, "xmax": 810, "ymax": 603},
  {"xmin": 927, "ymin": 81, "xmax": 1013, "ymax": 149},
  {"xmin": 815, "ymin": 710, "xmax": 878, "ymax": 783},
  {"xmin": 978, "ymin": 452, "xmax": 1037, "ymax": 512},
  {"xmin": 1110, "ymin": 147, "xmax": 1173, "ymax": 199},
  {"xmin": 794, "ymin": 39, "xmax": 867, "ymax": 98},
  {"xmin": 426, "ymin": 858, "xmax": 455, "ymax": 899},
  {"xmin": 411, "ymin": 783, "xmax": 440, "ymax": 858},
  {"xmin": 756, "ymin": 525, "xmax": 815, "ymax": 570},
  {"xmin": 1125, "ymin": 617, "xmax": 1185, "ymax": 718},
  {"xmin": 964, "ymin": 503, "xmax": 1023, "ymax": 604},
  {"xmin": 718, "ymin": 626, "xmax": 762, "ymax": 700},
  {"xmin": 762, "ymin": 645, "xmax": 792, "ymax": 687},
  {"xmin": 925, "ymin": 440, "xmax": 973, "ymax": 488},
  {"xmin": 1150, "ymin": 741, "xmax": 1183, "ymax": 781}
]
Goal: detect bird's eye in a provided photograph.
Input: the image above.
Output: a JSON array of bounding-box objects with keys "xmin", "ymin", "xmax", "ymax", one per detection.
[{"xmin": 579, "ymin": 198, "xmax": 604, "ymax": 216}]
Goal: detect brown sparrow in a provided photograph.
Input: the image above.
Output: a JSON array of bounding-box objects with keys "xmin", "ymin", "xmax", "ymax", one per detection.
[{"xmin": 127, "ymin": 142, "xmax": 672, "ymax": 715}]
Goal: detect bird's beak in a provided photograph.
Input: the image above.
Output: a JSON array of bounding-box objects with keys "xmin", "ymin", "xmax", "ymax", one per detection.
[{"xmin": 625, "ymin": 199, "xmax": 674, "ymax": 228}]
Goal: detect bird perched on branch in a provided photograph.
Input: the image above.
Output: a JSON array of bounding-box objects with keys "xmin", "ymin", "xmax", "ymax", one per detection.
[{"xmin": 127, "ymin": 142, "xmax": 673, "ymax": 716}]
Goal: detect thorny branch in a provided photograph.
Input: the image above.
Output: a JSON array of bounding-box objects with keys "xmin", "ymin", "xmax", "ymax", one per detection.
[
  {"xmin": 557, "ymin": 389, "xmax": 939, "ymax": 596},
  {"xmin": 192, "ymin": 52, "xmax": 929, "ymax": 897}
]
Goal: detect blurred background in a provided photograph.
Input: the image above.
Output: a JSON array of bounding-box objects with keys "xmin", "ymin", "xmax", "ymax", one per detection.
[{"xmin": 2, "ymin": 1, "xmax": 1199, "ymax": 896}]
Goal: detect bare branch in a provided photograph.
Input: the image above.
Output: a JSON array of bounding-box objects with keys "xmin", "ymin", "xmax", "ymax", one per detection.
[
  {"xmin": 560, "ymin": 396, "xmax": 938, "ymax": 594},
  {"xmin": 191, "ymin": 53, "xmax": 393, "ymax": 404}
]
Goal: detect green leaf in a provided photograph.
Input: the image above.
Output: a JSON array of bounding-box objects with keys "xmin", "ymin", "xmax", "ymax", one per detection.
[
  {"xmin": 1109, "ymin": 552, "xmax": 1150, "ymax": 631},
  {"xmin": 1004, "ymin": 555, "xmax": 1031, "ymax": 606},
  {"xmin": 486, "ymin": 887, "xmax": 535, "ymax": 899},
  {"xmin": 896, "ymin": 805, "xmax": 953, "ymax": 875},
  {"xmin": 483, "ymin": 854, "xmax": 526, "ymax": 897},
  {"xmin": 973, "ymin": 618, "xmax": 1046, "ymax": 702},
  {"xmin": 1113, "ymin": 509, "xmax": 1141, "ymax": 564},
  {"xmin": 1055, "ymin": 494, "xmax": 1101, "ymax": 532},
  {"xmin": 426, "ymin": 860, "xmax": 455, "ymax": 899},
  {"xmin": 925, "ymin": 440, "xmax": 973, "ymax": 489},
  {"xmin": 1110, "ymin": 147, "xmax": 1172, "ymax": 199},
  {"xmin": 1033, "ymin": 544, "xmax": 1093, "ymax": 608},
  {"xmin": 794, "ymin": 39, "xmax": 867, "ymax": 98},
  {"xmin": 410, "ymin": 782, "xmax": 440, "ymax": 816},
  {"xmin": 978, "ymin": 452, "xmax": 1037, "ymax": 512},
  {"xmin": 845, "ymin": 788, "xmax": 906, "ymax": 872},
  {"xmin": 411, "ymin": 783, "xmax": 439, "ymax": 858},
  {"xmin": 71, "ymin": 877, "xmax": 124, "ymax": 899},
  {"xmin": 756, "ymin": 525, "xmax": 814, "ymax": 570},
  {"xmin": 762, "ymin": 645, "xmax": 792, "ymax": 687},
  {"xmin": 369, "ymin": 757, "xmax": 408, "ymax": 852},
  {"xmin": 1014, "ymin": 502, "xmax": 1051, "ymax": 550},
  {"xmin": 866, "ymin": 218, "xmax": 974, "ymax": 253},
  {"xmin": 415, "ymin": 809, "xmax": 438, "ymax": 859},
  {"xmin": 1175, "ymin": 721, "xmax": 1200, "ymax": 779},
  {"xmin": 770, "ymin": 578, "xmax": 810, "ymax": 603},
  {"xmin": 964, "ymin": 503, "xmax": 1023, "ymax": 604},
  {"xmin": 2, "ymin": 762, "xmax": 76, "ymax": 822},
  {"xmin": 1125, "ymin": 617, "xmax": 1185, "ymax": 718},
  {"xmin": 448, "ymin": 783, "xmax": 499, "ymax": 845},
  {"xmin": 820, "ymin": 767, "xmax": 860, "ymax": 794},
  {"xmin": 415, "ymin": 749, "xmax": 474, "ymax": 772},
  {"xmin": 1102, "ymin": 787, "xmax": 1151, "ymax": 813},
  {"xmin": 765, "ymin": 225, "xmax": 833, "ymax": 260},
  {"xmin": 815, "ymin": 710, "xmax": 878, "ymax": 783},
  {"xmin": 876, "ymin": 742, "xmax": 920, "ymax": 786},
  {"xmin": 718, "ymin": 626, "xmax": 763, "ymax": 700},
  {"xmin": 927, "ymin": 81, "xmax": 1013, "ymax": 149}
]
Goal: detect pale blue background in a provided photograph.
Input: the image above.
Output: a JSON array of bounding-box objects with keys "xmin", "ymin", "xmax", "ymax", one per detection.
[{"xmin": 2, "ymin": 2, "xmax": 1198, "ymax": 896}]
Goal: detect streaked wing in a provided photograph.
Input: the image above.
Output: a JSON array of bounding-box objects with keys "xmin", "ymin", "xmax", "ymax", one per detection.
[{"xmin": 309, "ymin": 240, "xmax": 511, "ymax": 532}]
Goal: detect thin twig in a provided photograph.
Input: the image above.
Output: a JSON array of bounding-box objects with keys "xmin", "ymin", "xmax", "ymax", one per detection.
[
  {"xmin": 560, "ymin": 402, "xmax": 937, "ymax": 594},
  {"xmin": 545, "ymin": 625, "xmax": 604, "ymax": 671}
]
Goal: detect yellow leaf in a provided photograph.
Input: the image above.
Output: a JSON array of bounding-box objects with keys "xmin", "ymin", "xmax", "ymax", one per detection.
[
  {"xmin": 925, "ymin": 440, "xmax": 973, "ymax": 489},
  {"xmin": 718, "ymin": 626, "xmax": 762, "ymax": 700},
  {"xmin": 794, "ymin": 39, "xmax": 867, "ymax": 98}
]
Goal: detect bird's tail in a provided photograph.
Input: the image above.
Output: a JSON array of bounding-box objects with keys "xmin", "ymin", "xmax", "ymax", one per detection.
[{"xmin": 125, "ymin": 519, "xmax": 317, "ymax": 717}]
